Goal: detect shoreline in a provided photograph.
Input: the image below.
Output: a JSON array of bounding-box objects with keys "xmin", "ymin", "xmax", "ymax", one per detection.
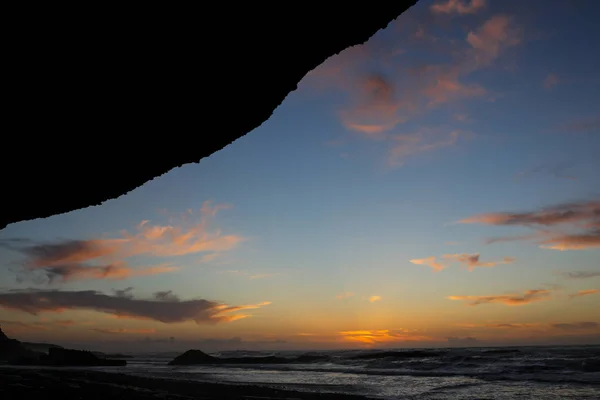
[{"xmin": 0, "ymin": 366, "xmax": 376, "ymax": 400}]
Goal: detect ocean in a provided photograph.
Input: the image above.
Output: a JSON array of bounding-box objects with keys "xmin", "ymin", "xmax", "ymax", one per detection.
[{"xmin": 18, "ymin": 346, "xmax": 600, "ymax": 399}]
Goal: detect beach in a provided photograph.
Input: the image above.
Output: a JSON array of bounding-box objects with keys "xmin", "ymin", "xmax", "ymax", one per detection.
[{"xmin": 0, "ymin": 367, "xmax": 374, "ymax": 400}]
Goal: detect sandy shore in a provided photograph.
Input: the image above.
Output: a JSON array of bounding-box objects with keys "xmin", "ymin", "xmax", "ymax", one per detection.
[{"xmin": 0, "ymin": 367, "xmax": 375, "ymax": 400}]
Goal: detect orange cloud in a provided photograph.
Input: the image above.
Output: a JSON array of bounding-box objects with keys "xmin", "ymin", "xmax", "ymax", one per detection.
[
  {"xmin": 448, "ymin": 289, "xmax": 552, "ymax": 306},
  {"xmin": 409, "ymin": 256, "xmax": 447, "ymax": 272},
  {"xmin": 368, "ymin": 295, "xmax": 382, "ymax": 303},
  {"xmin": 430, "ymin": 0, "xmax": 486, "ymax": 15},
  {"xmin": 460, "ymin": 199, "xmax": 600, "ymax": 251},
  {"xmin": 544, "ymin": 73, "xmax": 559, "ymax": 90},
  {"xmin": 93, "ymin": 327, "xmax": 156, "ymax": 334},
  {"xmin": 568, "ymin": 289, "xmax": 600, "ymax": 299},
  {"xmin": 442, "ymin": 253, "xmax": 515, "ymax": 271},
  {"xmin": 457, "ymin": 322, "xmax": 539, "ymax": 329},
  {"xmin": 336, "ymin": 292, "xmax": 354, "ymax": 299},
  {"xmin": 2, "ymin": 201, "xmax": 243, "ymax": 282},
  {"xmin": 539, "ymin": 231, "xmax": 600, "ymax": 251},
  {"xmin": 339, "ymin": 329, "xmax": 432, "ymax": 344}
]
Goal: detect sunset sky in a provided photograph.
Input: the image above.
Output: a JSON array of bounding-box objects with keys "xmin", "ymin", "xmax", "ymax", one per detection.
[{"xmin": 1, "ymin": 0, "xmax": 599, "ymax": 352}]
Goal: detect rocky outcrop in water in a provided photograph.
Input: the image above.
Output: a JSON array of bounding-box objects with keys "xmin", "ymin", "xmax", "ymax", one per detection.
[{"xmin": 168, "ymin": 349, "xmax": 329, "ymax": 366}]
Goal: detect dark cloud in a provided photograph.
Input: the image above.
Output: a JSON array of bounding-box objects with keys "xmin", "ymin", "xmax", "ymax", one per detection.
[
  {"xmin": 460, "ymin": 199, "xmax": 600, "ymax": 251},
  {"xmin": 461, "ymin": 199, "xmax": 600, "ymax": 227},
  {"xmin": 0, "ymin": 289, "xmax": 270, "ymax": 324},
  {"xmin": 139, "ymin": 336, "xmax": 176, "ymax": 343},
  {"xmin": 551, "ymin": 322, "xmax": 598, "ymax": 330},
  {"xmin": 153, "ymin": 290, "xmax": 180, "ymax": 302},
  {"xmin": 113, "ymin": 287, "xmax": 134, "ymax": 299},
  {"xmin": 559, "ymin": 270, "xmax": 600, "ymax": 280}
]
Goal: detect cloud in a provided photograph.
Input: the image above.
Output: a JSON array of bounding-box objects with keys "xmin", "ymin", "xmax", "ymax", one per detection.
[
  {"xmin": 448, "ymin": 289, "xmax": 552, "ymax": 306},
  {"xmin": 368, "ymin": 295, "xmax": 382, "ymax": 303},
  {"xmin": 310, "ymin": 13, "xmax": 521, "ymax": 168},
  {"xmin": 339, "ymin": 329, "xmax": 432, "ymax": 344},
  {"xmin": 153, "ymin": 290, "xmax": 180, "ymax": 302},
  {"xmin": 457, "ymin": 322, "xmax": 539, "ymax": 329},
  {"xmin": 539, "ymin": 229, "xmax": 600, "ymax": 251},
  {"xmin": 459, "ymin": 200, "xmax": 600, "ymax": 226},
  {"xmin": 558, "ymin": 270, "xmax": 600, "ymax": 280},
  {"xmin": 544, "ymin": 73, "xmax": 559, "ymax": 90},
  {"xmin": 388, "ymin": 129, "xmax": 469, "ymax": 167},
  {"xmin": 460, "ymin": 199, "xmax": 600, "ymax": 251},
  {"xmin": 442, "ymin": 253, "xmax": 515, "ymax": 271},
  {"xmin": 466, "ymin": 15, "xmax": 521, "ymax": 68},
  {"xmin": 551, "ymin": 322, "xmax": 598, "ymax": 330},
  {"xmin": 0, "ymin": 318, "xmax": 75, "ymax": 331},
  {"xmin": 335, "ymin": 292, "xmax": 354, "ymax": 299},
  {"xmin": 409, "ymin": 256, "xmax": 447, "ymax": 272},
  {"xmin": 0, "ymin": 289, "xmax": 270, "ymax": 324},
  {"xmin": 43, "ymin": 262, "xmax": 179, "ymax": 283},
  {"xmin": 515, "ymin": 160, "xmax": 577, "ymax": 181},
  {"xmin": 411, "ymin": 253, "xmax": 514, "ymax": 272},
  {"xmin": 0, "ymin": 319, "xmax": 50, "ymax": 331},
  {"xmin": 340, "ymin": 74, "xmax": 406, "ymax": 138},
  {"xmin": 430, "ymin": 0, "xmax": 486, "ymax": 15},
  {"xmin": 1, "ymin": 201, "xmax": 244, "ymax": 282},
  {"xmin": 93, "ymin": 328, "xmax": 157, "ymax": 334},
  {"xmin": 568, "ymin": 289, "xmax": 600, "ymax": 299}
]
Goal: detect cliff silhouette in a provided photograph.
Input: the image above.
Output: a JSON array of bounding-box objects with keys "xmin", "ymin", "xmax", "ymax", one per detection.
[
  {"xmin": 1, "ymin": 2, "xmax": 419, "ymax": 230},
  {"xmin": 0, "ymin": 326, "xmax": 125, "ymax": 366}
]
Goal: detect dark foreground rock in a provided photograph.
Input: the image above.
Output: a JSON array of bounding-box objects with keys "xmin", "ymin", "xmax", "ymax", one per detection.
[
  {"xmin": 0, "ymin": 368, "xmax": 374, "ymax": 400},
  {"xmin": 0, "ymin": 327, "xmax": 37, "ymax": 362},
  {"xmin": 11, "ymin": 347, "xmax": 126, "ymax": 367}
]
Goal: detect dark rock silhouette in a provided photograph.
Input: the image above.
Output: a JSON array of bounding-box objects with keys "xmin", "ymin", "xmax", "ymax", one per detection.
[
  {"xmin": 21, "ymin": 342, "xmax": 64, "ymax": 353},
  {"xmin": 168, "ymin": 349, "xmax": 218, "ymax": 365},
  {"xmin": 1, "ymin": 2, "xmax": 419, "ymax": 230},
  {"xmin": 169, "ymin": 349, "xmax": 330, "ymax": 365},
  {"xmin": 0, "ymin": 326, "xmax": 126, "ymax": 366},
  {"xmin": 0, "ymin": 326, "xmax": 35, "ymax": 362},
  {"xmin": 12, "ymin": 347, "xmax": 127, "ymax": 367}
]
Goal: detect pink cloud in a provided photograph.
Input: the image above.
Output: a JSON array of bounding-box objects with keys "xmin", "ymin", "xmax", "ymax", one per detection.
[
  {"xmin": 544, "ymin": 73, "xmax": 559, "ymax": 90},
  {"xmin": 430, "ymin": 0, "xmax": 486, "ymax": 15},
  {"xmin": 466, "ymin": 15, "xmax": 521, "ymax": 68}
]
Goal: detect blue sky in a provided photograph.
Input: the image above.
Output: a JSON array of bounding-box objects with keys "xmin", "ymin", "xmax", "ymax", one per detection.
[{"xmin": 0, "ymin": 0, "xmax": 599, "ymax": 351}]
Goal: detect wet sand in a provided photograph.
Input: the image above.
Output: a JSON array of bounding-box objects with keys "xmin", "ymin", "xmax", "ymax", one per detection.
[{"xmin": 0, "ymin": 367, "xmax": 374, "ymax": 400}]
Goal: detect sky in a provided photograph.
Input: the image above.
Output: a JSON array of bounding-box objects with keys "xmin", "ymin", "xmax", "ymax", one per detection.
[{"xmin": 1, "ymin": 0, "xmax": 599, "ymax": 353}]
